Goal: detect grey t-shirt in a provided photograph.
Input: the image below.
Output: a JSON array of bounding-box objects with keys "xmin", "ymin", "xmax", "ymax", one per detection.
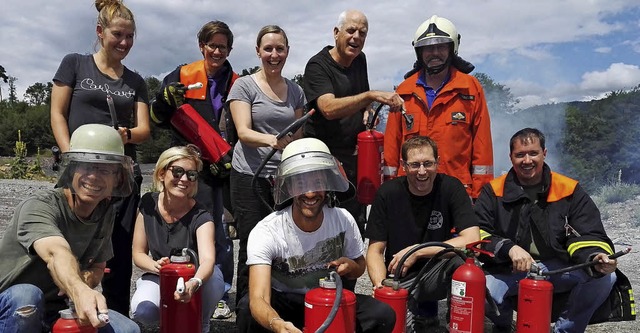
[
  {"xmin": 228, "ymin": 74, "xmax": 306, "ymax": 178},
  {"xmin": 0, "ymin": 189, "xmax": 114, "ymax": 311},
  {"xmin": 53, "ymin": 53, "xmax": 149, "ymax": 134}
]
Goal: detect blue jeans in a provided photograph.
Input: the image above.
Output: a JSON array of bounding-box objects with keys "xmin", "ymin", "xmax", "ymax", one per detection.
[
  {"xmin": 0, "ymin": 284, "xmax": 139, "ymax": 333},
  {"xmin": 485, "ymin": 259, "xmax": 616, "ymax": 333}
]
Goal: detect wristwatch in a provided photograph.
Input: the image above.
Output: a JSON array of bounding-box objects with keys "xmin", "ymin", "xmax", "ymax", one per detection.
[
  {"xmin": 189, "ymin": 277, "xmax": 203, "ymax": 291},
  {"xmin": 125, "ymin": 128, "xmax": 132, "ymax": 141}
]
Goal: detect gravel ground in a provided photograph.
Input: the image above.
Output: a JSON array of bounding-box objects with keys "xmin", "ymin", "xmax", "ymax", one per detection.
[{"xmin": 0, "ymin": 174, "xmax": 637, "ymax": 332}]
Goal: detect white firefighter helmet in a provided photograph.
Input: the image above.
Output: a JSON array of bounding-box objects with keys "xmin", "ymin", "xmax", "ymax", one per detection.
[
  {"xmin": 56, "ymin": 124, "xmax": 134, "ymax": 197},
  {"xmin": 274, "ymin": 138, "xmax": 354, "ymax": 205},
  {"xmin": 413, "ymin": 15, "xmax": 459, "ymax": 54}
]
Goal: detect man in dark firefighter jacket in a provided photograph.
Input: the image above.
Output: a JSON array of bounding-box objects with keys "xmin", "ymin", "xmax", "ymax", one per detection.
[{"xmin": 475, "ymin": 128, "xmax": 617, "ymax": 333}]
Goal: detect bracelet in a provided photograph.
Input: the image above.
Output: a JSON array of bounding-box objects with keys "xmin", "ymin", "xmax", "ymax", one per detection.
[
  {"xmin": 188, "ymin": 277, "xmax": 203, "ymax": 291},
  {"xmin": 269, "ymin": 317, "xmax": 283, "ymax": 330}
]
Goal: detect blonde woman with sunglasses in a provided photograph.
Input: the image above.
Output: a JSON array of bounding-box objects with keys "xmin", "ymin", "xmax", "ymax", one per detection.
[{"xmin": 131, "ymin": 146, "xmax": 224, "ymax": 333}]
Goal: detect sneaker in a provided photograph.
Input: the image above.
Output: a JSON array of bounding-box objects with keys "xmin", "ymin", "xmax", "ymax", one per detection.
[{"xmin": 212, "ymin": 300, "xmax": 232, "ymax": 319}]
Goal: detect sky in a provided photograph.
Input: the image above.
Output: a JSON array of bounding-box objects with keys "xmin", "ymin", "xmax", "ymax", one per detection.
[{"xmin": 2, "ymin": 0, "xmax": 640, "ymax": 110}]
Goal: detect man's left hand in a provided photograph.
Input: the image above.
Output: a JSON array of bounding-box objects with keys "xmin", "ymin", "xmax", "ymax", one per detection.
[{"xmin": 592, "ymin": 253, "xmax": 617, "ymax": 275}]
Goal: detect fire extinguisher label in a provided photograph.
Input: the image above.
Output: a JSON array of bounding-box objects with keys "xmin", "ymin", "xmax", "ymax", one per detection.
[
  {"xmin": 450, "ymin": 280, "xmax": 474, "ymax": 333},
  {"xmin": 451, "ymin": 279, "xmax": 466, "ymax": 297}
]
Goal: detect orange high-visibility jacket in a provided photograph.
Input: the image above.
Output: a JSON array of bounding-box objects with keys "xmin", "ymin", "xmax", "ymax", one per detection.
[{"xmin": 383, "ymin": 68, "xmax": 494, "ymax": 198}]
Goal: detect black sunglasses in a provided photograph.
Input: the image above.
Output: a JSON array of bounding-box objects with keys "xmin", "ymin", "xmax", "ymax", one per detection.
[{"xmin": 168, "ymin": 166, "xmax": 198, "ymax": 182}]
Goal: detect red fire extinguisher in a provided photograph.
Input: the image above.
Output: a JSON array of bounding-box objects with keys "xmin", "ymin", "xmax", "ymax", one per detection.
[
  {"xmin": 159, "ymin": 248, "xmax": 201, "ymax": 333},
  {"xmin": 516, "ymin": 266, "xmax": 553, "ymax": 333},
  {"xmin": 449, "ymin": 242, "xmax": 494, "ymax": 333},
  {"xmin": 52, "ymin": 309, "xmax": 97, "ymax": 333},
  {"xmin": 515, "ymin": 248, "xmax": 630, "ymax": 333},
  {"xmin": 356, "ymin": 104, "xmax": 384, "ymax": 205},
  {"xmin": 374, "ymin": 277, "xmax": 408, "ymax": 333},
  {"xmin": 304, "ymin": 271, "xmax": 357, "ymax": 333}
]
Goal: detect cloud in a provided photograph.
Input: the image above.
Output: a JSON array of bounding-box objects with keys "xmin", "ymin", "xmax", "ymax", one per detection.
[
  {"xmin": 1, "ymin": 0, "xmax": 640, "ymax": 108},
  {"xmin": 579, "ymin": 63, "xmax": 640, "ymax": 93}
]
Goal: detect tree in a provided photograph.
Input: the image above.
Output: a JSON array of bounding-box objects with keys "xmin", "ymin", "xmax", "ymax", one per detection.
[
  {"xmin": 474, "ymin": 72, "xmax": 519, "ymax": 115},
  {"xmin": 0, "ymin": 65, "xmax": 8, "ymax": 83},
  {"xmin": 292, "ymin": 73, "xmax": 304, "ymax": 87},
  {"xmin": 240, "ymin": 66, "xmax": 260, "ymax": 76},
  {"xmin": 145, "ymin": 76, "xmax": 161, "ymax": 98},
  {"xmin": 24, "ymin": 82, "xmax": 50, "ymax": 106},
  {"xmin": 8, "ymin": 76, "xmax": 18, "ymax": 105}
]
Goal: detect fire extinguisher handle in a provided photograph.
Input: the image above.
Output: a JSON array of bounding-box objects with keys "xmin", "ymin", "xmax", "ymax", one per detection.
[{"xmin": 464, "ymin": 240, "xmax": 495, "ymax": 258}]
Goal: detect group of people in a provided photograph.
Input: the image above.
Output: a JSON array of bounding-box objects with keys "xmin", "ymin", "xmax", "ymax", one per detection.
[{"xmin": 0, "ymin": 1, "xmax": 622, "ymax": 333}]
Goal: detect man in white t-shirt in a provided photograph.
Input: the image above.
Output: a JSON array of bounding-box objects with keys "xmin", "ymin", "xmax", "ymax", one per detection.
[{"xmin": 235, "ymin": 138, "xmax": 395, "ymax": 333}]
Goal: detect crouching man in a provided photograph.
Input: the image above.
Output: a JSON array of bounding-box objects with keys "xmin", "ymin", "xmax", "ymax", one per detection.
[
  {"xmin": 0, "ymin": 124, "xmax": 140, "ymax": 333},
  {"xmin": 476, "ymin": 128, "xmax": 617, "ymax": 333},
  {"xmin": 236, "ymin": 138, "xmax": 395, "ymax": 332}
]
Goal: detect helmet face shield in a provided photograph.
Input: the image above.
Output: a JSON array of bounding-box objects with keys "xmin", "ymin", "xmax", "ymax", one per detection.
[
  {"xmin": 414, "ymin": 36, "xmax": 452, "ymax": 49},
  {"xmin": 56, "ymin": 152, "xmax": 135, "ymax": 197},
  {"xmin": 274, "ymin": 151, "xmax": 349, "ymax": 204}
]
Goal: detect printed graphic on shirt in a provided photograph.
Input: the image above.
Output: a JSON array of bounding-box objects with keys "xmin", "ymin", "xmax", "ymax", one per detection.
[
  {"xmin": 271, "ymin": 231, "xmax": 346, "ymax": 292},
  {"xmin": 428, "ymin": 210, "xmax": 444, "ymax": 230}
]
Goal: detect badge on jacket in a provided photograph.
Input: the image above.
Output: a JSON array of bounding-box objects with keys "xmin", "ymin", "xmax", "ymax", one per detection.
[{"xmin": 451, "ymin": 111, "xmax": 467, "ymax": 123}]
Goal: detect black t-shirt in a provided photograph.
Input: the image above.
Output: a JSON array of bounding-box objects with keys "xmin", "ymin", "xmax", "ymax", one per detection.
[
  {"xmin": 302, "ymin": 46, "xmax": 369, "ymax": 150},
  {"xmin": 366, "ymin": 174, "xmax": 478, "ymax": 269},
  {"xmin": 138, "ymin": 192, "xmax": 211, "ymax": 260},
  {"xmin": 53, "ymin": 53, "xmax": 149, "ymax": 159}
]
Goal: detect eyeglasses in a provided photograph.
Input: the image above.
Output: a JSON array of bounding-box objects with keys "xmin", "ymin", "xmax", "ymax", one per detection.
[
  {"xmin": 77, "ymin": 162, "xmax": 119, "ymax": 176},
  {"xmin": 404, "ymin": 161, "xmax": 437, "ymax": 171},
  {"xmin": 204, "ymin": 43, "xmax": 228, "ymax": 53},
  {"xmin": 168, "ymin": 166, "xmax": 198, "ymax": 182}
]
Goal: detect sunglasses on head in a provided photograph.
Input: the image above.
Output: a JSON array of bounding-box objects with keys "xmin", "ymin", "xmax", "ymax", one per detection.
[{"xmin": 167, "ymin": 166, "xmax": 198, "ymax": 182}]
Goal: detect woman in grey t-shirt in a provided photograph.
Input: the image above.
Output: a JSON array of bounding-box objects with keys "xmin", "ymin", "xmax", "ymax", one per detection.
[{"xmin": 227, "ymin": 25, "xmax": 306, "ymax": 302}]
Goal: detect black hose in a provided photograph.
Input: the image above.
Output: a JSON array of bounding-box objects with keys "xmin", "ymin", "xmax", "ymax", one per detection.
[
  {"xmin": 541, "ymin": 247, "xmax": 630, "ymax": 276},
  {"xmin": 366, "ymin": 103, "xmax": 385, "ymax": 130},
  {"xmin": 393, "ymin": 241, "xmax": 454, "ymax": 279},
  {"xmin": 252, "ymin": 109, "xmax": 316, "ymax": 211},
  {"xmin": 315, "ymin": 271, "xmax": 343, "ymax": 333},
  {"xmin": 183, "ymin": 247, "xmax": 200, "ymax": 270}
]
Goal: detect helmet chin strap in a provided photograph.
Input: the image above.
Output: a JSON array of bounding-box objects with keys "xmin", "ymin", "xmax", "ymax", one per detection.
[
  {"xmin": 425, "ymin": 53, "xmax": 452, "ymax": 75},
  {"xmin": 327, "ymin": 192, "xmax": 338, "ymax": 208}
]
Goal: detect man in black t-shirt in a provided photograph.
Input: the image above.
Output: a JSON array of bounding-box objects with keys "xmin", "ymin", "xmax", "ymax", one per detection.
[
  {"xmin": 303, "ymin": 9, "xmax": 403, "ymax": 233},
  {"xmin": 366, "ymin": 136, "xmax": 479, "ymax": 332}
]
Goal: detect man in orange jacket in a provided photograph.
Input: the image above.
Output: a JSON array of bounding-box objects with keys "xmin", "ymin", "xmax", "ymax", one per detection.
[{"xmin": 383, "ymin": 15, "xmax": 493, "ymax": 199}]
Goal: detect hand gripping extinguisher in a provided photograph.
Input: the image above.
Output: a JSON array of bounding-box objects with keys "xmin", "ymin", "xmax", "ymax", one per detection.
[
  {"xmin": 356, "ymin": 103, "xmax": 384, "ymax": 205},
  {"xmin": 516, "ymin": 247, "xmax": 631, "ymax": 333},
  {"xmin": 159, "ymin": 248, "xmax": 201, "ymax": 333},
  {"xmin": 304, "ymin": 270, "xmax": 357, "ymax": 333},
  {"xmin": 168, "ymin": 83, "xmax": 233, "ymax": 169},
  {"xmin": 449, "ymin": 241, "xmax": 494, "ymax": 333},
  {"xmin": 52, "ymin": 300, "xmax": 108, "ymax": 333}
]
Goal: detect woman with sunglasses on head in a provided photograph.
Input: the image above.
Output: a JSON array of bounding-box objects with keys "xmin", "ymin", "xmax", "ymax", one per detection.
[
  {"xmin": 130, "ymin": 146, "xmax": 224, "ymax": 333},
  {"xmin": 50, "ymin": 0, "xmax": 150, "ymax": 316},
  {"xmin": 227, "ymin": 24, "xmax": 306, "ymax": 305}
]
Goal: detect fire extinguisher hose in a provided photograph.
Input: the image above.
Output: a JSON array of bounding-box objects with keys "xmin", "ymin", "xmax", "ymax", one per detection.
[
  {"xmin": 540, "ymin": 247, "xmax": 631, "ymax": 276},
  {"xmin": 251, "ymin": 108, "xmax": 316, "ymax": 211},
  {"xmin": 314, "ymin": 270, "xmax": 343, "ymax": 333}
]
